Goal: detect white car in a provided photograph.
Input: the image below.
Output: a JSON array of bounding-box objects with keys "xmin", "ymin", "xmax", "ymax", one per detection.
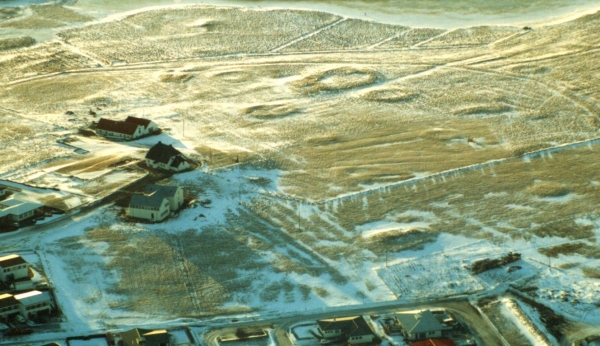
[{"xmin": 15, "ymin": 315, "xmax": 25, "ymax": 323}]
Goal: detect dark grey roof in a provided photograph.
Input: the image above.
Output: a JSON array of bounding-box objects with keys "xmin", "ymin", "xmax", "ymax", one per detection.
[
  {"xmin": 317, "ymin": 316, "xmax": 375, "ymax": 337},
  {"xmin": 395, "ymin": 310, "xmax": 443, "ymax": 334},
  {"xmin": 170, "ymin": 155, "xmax": 187, "ymax": 168},
  {"xmin": 145, "ymin": 141, "xmax": 186, "ymax": 164},
  {"xmin": 129, "ymin": 192, "xmax": 166, "ymax": 208},
  {"xmin": 144, "ymin": 184, "xmax": 179, "ymax": 198}
]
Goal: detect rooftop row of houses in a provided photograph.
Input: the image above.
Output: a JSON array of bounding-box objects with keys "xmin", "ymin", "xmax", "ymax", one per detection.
[{"xmin": 0, "ymin": 290, "xmax": 53, "ymax": 322}]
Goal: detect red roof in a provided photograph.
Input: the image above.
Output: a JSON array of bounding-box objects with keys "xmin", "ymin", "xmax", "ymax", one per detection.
[
  {"xmin": 97, "ymin": 118, "xmax": 140, "ymax": 135},
  {"xmin": 409, "ymin": 339, "xmax": 456, "ymax": 346},
  {"xmin": 125, "ymin": 116, "xmax": 153, "ymax": 128}
]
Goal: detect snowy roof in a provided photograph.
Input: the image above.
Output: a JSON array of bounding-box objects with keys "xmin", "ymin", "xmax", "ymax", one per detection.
[
  {"xmin": 125, "ymin": 116, "xmax": 154, "ymax": 129},
  {"xmin": 0, "ymin": 198, "xmax": 43, "ymax": 218},
  {"xmin": 395, "ymin": 310, "xmax": 443, "ymax": 334},
  {"xmin": 317, "ymin": 316, "xmax": 375, "ymax": 337},
  {"xmin": 0, "ymin": 294, "xmax": 19, "ymax": 308},
  {"xmin": 97, "ymin": 118, "xmax": 140, "ymax": 135},
  {"xmin": 145, "ymin": 141, "xmax": 186, "ymax": 164},
  {"xmin": 14, "ymin": 290, "xmax": 51, "ymax": 306},
  {"xmin": 0, "ymin": 254, "xmax": 27, "ymax": 268},
  {"xmin": 144, "ymin": 184, "xmax": 180, "ymax": 198},
  {"xmin": 130, "ymin": 191, "xmax": 168, "ymax": 209}
]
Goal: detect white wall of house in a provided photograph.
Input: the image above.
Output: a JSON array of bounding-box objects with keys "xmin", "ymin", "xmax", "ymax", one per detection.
[
  {"xmin": 145, "ymin": 122, "xmax": 159, "ymax": 134},
  {"xmin": 348, "ymin": 335, "xmax": 375, "ymax": 344},
  {"xmin": 407, "ymin": 330, "xmax": 441, "ymax": 341},
  {"xmin": 166, "ymin": 187, "xmax": 184, "ymax": 211},
  {"xmin": 129, "ymin": 199, "xmax": 171, "ymax": 221},
  {"xmin": 0, "ymin": 303, "xmax": 20, "ymax": 319},
  {"xmin": 0, "ymin": 264, "xmax": 29, "ymax": 282},
  {"xmin": 97, "ymin": 126, "xmax": 143, "ymax": 139},
  {"xmin": 146, "ymin": 157, "xmax": 190, "ymax": 172},
  {"xmin": 19, "ymin": 300, "xmax": 51, "ymax": 318},
  {"xmin": 321, "ymin": 329, "xmax": 342, "ymax": 338}
]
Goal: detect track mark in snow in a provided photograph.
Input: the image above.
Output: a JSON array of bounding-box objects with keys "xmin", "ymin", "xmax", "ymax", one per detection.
[
  {"xmin": 57, "ymin": 40, "xmax": 106, "ymax": 68},
  {"xmin": 366, "ymin": 29, "xmax": 410, "ymax": 50},
  {"xmin": 271, "ymin": 18, "xmax": 347, "ymax": 53},
  {"xmin": 412, "ymin": 29, "xmax": 451, "ymax": 48}
]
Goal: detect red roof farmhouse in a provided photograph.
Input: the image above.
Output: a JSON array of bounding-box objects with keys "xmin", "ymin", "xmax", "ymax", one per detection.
[{"xmin": 96, "ymin": 116, "xmax": 158, "ymax": 140}]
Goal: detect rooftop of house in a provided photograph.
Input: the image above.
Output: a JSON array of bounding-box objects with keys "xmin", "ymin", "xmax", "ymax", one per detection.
[
  {"xmin": 317, "ymin": 315, "xmax": 375, "ymax": 337},
  {"xmin": 97, "ymin": 118, "xmax": 141, "ymax": 136},
  {"xmin": 130, "ymin": 191, "xmax": 169, "ymax": 209},
  {"xmin": 0, "ymin": 254, "xmax": 27, "ymax": 268},
  {"xmin": 145, "ymin": 141, "xmax": 186, "ymax": 164},
  {"xmin": 125, "ymin": 116, "xmax": 154, "ymax": 128},
  {"xmin": 14, "ymin": 290, "xmax": 51, "ymax": 305},
  {"xmin": 0, "ymin": 293, "xmax": 20, "ymax": 308},
  {"xmin": 144, "ymin": 184, "xmax": 180, "ymax": 198},
  {"xmin": 395, "ymin": 310, "xmax": 443, "ymax": 334},
  {"xmin": 0, "ymin": 198, "xmax": 43, "ymax": 218},
  {"xmin": 409, "ymin": 339, "xmax": 456, "ymax": 346}
]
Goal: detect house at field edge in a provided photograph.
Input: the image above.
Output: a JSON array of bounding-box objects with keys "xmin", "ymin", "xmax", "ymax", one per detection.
[
  {"xmin": 14, "ymin": 290, "xmax": 52, "ymax": 318},
  {"xmin": 145, "ymin": 141, "xmax": 190, "ymax": 172},
  {"xmin": 144, "ymin": 185, "xmax": 184, "ymax": 211},
  {"xmin": 395, "ymin": 310, "xmax": 444, "ymax": 341},
  {"xmin": 0, "ymin": 294, "xmax": 20, "ymax": 321},
  {"xmin": 0, "ymin": 254, "xmax": 30, "ymax": 283},
  {"xmin": 96, "ymin": 116, "xmax": 158, "ymax": 140},
  {"xmin": 317, "ymin": 315, "xmax": 378, "ymax": 345},
  {"xmin": 129, "ymin": 184, "xmax": 184, "ymax": 221},
  {"xmin": 0, "ymin": 198, "xmax": 43, "ymax": 223},
  {"xmin": 114, "ymin": 328, "xmax": 172, "ymax": 346}
]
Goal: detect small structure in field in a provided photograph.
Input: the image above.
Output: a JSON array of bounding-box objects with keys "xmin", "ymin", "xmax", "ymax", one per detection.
[
  {"xmin": 96, "ymin": 116, "xmax": 158, "ymax": 140},
  {"xmin": 14, "ymin": 290, "xmax": 53, "ymax": 319},
  {"xmin": 317, "ymin": 315, "xmax": 378, "ymax": 345},
  {"xmin": 395, "ymin": 310, "xmax": 444, "ymax": 341},
  {"xmin": 0, "ymin": 198, "xmax": 43, "ymax": 223},
  {"xmin": 145, "ymin": 142, "xmax": 190, "ymax": 172},
  {"xmin": 129, "ymin": 184, "xmax": 184, "ymax": 222},
  {"xmin": 110, "ymin": 328, "xmax": 173, "ymax": 346}
]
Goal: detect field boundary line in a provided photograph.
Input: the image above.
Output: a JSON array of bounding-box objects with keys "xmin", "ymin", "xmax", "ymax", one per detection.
[
  {"xmin": 366, "ymin": 29, "xmax": 410, "ymax": 50},
  {"xmin": 412, "ymin": 29, "xmax": 452, "ymax": 48},
  {"xmin": 270, "ymin": 17, "xmax": 347, "ymax": 52}
]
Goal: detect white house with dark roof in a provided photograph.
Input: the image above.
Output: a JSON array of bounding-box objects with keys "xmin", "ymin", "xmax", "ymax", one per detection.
[
  {"xmin": 96, "ymin": 116, "xmax": 158, "ymax": 140},
  {"xmin": 14, "ymin": 290, "xmax": 52, "ymax": 318},
  {"xmin": 144, "ymin": 185, "xmax": 184, "ymax": 211},
  {"xmin": 0, "ymin": 198, "xmax": 43, "ymax": 222},
  {"xmin": 395, "ymin": 310, "xmax": 443, "ymax": 341},
  {"xmin": 125, "ymin": 116, "xmax": 158, "ymax": 135},
  {"xmin": 317, "ymin": 315, "xmax": 378, "ymax": 345},
  {"xmin": 145, "ymin": 142, "xmax": 190, "ymax": 172},
  {"xmin": 0, "ymin": 254, "xmax": 30, "ymax": 283},
  {"xmin": 0, "ymin": 293, "xmax": 20, "ymax": 321}
]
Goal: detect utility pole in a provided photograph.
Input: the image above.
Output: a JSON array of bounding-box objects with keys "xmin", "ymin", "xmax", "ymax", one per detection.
[{"xmin": 385, "ymin": 250, "xmax": 388, "ymax": 268}]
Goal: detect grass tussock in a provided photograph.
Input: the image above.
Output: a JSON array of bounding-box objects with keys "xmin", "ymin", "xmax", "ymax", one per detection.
[
  {"xmin": 538, "ymin": 242, "xmax": 600, "ymax": 258},
  {"xmin": 0, "ymin": 36, "xmax": 36, "ymax": 51},
  {"xmin": 361, "ymin": 89, "xmax": 418, "ymax": 103},
  {"xmin": 159, "ymin": 73, "xmax": 194, "ymax": 83},
  {"xmin": 239, "ymin": 103, "xmax": 298, "ymax": 119},
  {"xmin": 529, "ymin": 182, "xmax": 570, "ymax": 197},
  {"xmin": 290, "ymin": 67, "xmax": 379, "ymax": 94},
  {"xmin": 581, "ymin": 266, "xmax": 600, "ymax": 279},
  {"xmin": 453, "ymin": 104, "xmax": 512, "ymax": 116},
  {"xmin": 531, "ymin": 221, "xmax": 594, "ymax": 239}
]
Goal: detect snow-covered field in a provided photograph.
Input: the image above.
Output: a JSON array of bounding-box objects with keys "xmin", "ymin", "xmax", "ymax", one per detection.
[{"xmin": 2, "ymin": 1, "xmax": 600, "ymax": 343}]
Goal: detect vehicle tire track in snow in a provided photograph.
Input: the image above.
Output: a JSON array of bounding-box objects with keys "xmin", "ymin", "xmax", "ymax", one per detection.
[
  {"xmin": 270, "ymin": 18, "xmax": 347, "ymax": 53},
  {"xmin": 366, "ymin": 29, "xmax": 410, "ymax": 50}
]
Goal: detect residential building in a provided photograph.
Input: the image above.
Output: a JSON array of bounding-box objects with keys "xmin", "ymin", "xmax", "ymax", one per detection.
[
  {"xmin": 144, "ymin": 185, "xmax": 184, "ymax": 211},
  {"xmin": 0, "ymin": 187, "xmax": 6, "ymax": 199},
  {"xmin": 0, "ymin": 294, "xmax": 20, "ymax": 321},
  {"xmin": 0, "ymin": 198, "xmax": 43, "ymax": 222},
  {"xmin": 14, "ymin": 290, "xmax": 52, "ymax": 318},
  {"xmin": 125, "ymin": 116, "xmax": 159, "ymax": 135},
  {"xmin": 129, "ymin": 192, "xmax": 171, "ymax": 222},
  {"xmin": 118, "ymin": 328, "xmax": 172, "ymax": 346},
  {"xmin": 395, "ymin": 310, "xmax": 444, "ymax": 341},
  {"xmin": 317, "ymin": 316, "xmax": 378, "ymax": 345},
  {"xmin": 145, "ymin": 142, "xmax": 190, "ymax": 172},
  {"xmin": 96, "ymin": 118, "xmax": 144, "ymax": 140},
  {"xmin": 0, "ymin": 254, "xmax": 30, "ymax": 283}
]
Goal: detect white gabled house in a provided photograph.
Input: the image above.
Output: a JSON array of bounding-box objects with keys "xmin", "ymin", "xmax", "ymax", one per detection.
[
  {"xmin": 144, "ymin": 185, "xmax": 184, "ymax": 211},
  {"xmin": 145, "ymin": 142, "xmax": 190, "ymax": 172},
  {"xmin": 0, "ymin": 294, "xmax": 20, "ymax": 321},
  {"xmin": 129, "ymin": 184, "xmax": 184, "ymax": 222},
  {"xmin": 14, "ymin": 290, "xmax": 52, "ymax": 318},
  {"xmin": 0, "ymin": 254, "xmax": 30, "ymax": 283},
  {"xmin": 96, "ymin": 116, "xmax": 159, "ymax": 140},
  {"xmin": 0, "ymin": 198, "xmax": 43, "ymax": 223},
  {"xmin": 317, "ymin": 316, "xmax": 378, "ymax": 345},
  {"xmin": 395, "ymin": 309, "xmax": 444, "ymax": 341}
]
